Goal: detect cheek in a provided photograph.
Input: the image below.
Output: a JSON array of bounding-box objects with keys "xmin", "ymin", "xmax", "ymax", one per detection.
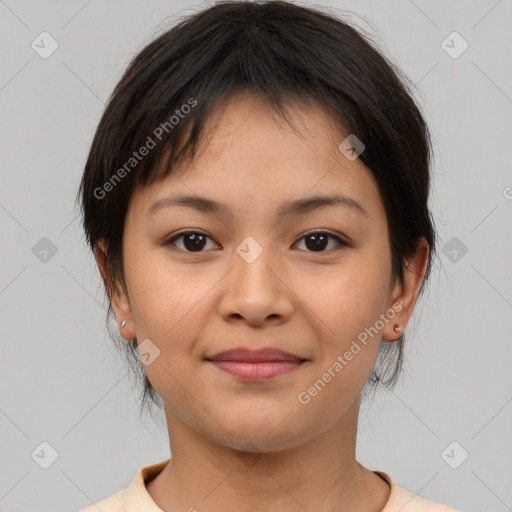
[
  {"xmin": 124, "ymin": 253, "xmax": 215, "ymax": 400},
  {"xmin": 125, "ymin": 264, "xmax": 218, "ymax": 440},
  {"xmin": 292, "ymin": 261, "xmax": 388, "ymax": 416},
  {"xmin": 298, "ymin": 255, "xmax": 391, "ymax": 346},
  {"xmin": 123, "ymin": 245, "xmax": 212, "ymax": 343}
]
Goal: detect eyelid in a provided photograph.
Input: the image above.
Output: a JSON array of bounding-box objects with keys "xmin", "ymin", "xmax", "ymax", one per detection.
[
  {"xmin": 292, "ymin": 230, "xmax": 349, "ymax": 252},
  {"xmin": 164, "ymin": 229, "xmax": 221, "ymax": 250},
  {"xmin": 298, "ymin": 229, "xmax": 349, "ymax": 245},
  {"xmin": 163, "ymin": 229, "xmax": 349, "ymax": 252}
]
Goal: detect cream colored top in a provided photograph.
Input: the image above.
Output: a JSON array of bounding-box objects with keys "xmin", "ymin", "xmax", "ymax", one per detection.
[{"xmin": 79, "ymin": 459, "xmax": 460, "ymax": 512}]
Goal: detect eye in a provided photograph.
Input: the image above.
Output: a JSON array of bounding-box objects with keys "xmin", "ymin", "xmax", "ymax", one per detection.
[
  {"xmin": 164, "ymin": 230, "xmax": 220, "ymax": 253},
  {"xmin": 293, "ymin": 231, "xmax": 348, "ymax": 252},
  {"xmin": 164, "ymin": 230, "xmax": 348, "ymax": 254}
]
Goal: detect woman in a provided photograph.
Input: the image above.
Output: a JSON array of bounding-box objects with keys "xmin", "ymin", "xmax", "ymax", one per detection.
[{"xmin": 78, "ymin": 1, "xmax": 459, "ymax": 510}]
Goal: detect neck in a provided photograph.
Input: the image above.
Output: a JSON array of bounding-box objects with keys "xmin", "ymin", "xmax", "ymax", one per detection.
[{"xmin": 146, "ymin": 399, "xmax": 391, "ymax": 512}]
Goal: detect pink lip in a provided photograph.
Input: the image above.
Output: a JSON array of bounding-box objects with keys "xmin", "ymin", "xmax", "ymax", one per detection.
[
  {"xmin": 209, "ymin": 360, "xmax": 304, "ymax": 380},
  {"xmin": 206, "ymin": 347, "xmax": 306, "ymax": 381}
]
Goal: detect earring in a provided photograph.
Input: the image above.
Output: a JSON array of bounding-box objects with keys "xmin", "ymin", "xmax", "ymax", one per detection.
[
  {"xmin": 121, "ymin": 320, "xmax": 126, "ymax": 329},
  {"xmin": 393, "ymin": 324, "xmax": 403, "ymax": 333}
]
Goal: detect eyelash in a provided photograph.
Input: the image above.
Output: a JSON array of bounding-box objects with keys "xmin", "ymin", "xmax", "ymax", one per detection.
[{"xmin": 163, "ymin": 230, "xmax": 349, "ymax": 254}]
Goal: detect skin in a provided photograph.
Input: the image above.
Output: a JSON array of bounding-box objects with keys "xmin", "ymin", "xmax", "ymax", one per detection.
[{"xmin": 95, "ymin": 89, "xmax": 429, "ymax": 512}]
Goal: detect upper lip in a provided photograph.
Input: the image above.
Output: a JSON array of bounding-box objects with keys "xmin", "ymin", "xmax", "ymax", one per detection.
[{"xmin": 206, "ymin": 347, "xmax": 305, "ymax": 363}]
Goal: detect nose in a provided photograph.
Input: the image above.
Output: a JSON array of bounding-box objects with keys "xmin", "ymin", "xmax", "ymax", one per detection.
[{"xmin": 217, "ymin": 239, "xmax": 294, "ymax": 327}]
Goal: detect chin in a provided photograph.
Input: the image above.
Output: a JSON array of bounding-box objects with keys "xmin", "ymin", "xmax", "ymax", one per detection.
[{"xmin": 208, "ymin": 414, "xmax": 315, "ymax": 454}]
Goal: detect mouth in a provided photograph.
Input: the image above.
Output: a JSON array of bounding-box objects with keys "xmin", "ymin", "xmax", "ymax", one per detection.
[{"xmin": 205, "ymin": 347, "xmax": 308, "ymax": 381}]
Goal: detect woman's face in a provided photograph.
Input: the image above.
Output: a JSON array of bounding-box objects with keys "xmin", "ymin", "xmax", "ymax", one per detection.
[{"xmin": 102, "ymin": 90, "xmax": 427, "ymax": 452}]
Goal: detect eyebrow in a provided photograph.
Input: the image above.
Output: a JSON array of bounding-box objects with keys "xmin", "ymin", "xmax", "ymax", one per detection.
[{"xmin": 147, "ymin": 193, "xmax": 367, "ymax": 218}]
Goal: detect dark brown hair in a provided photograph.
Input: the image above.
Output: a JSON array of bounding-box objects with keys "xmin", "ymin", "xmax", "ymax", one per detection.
[{"xmin": 77, "ymin": 0, "xmax": 438, "ymax": 418}]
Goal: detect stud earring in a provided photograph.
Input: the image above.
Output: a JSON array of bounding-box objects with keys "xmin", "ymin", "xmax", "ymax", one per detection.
[
  {"xmin": 393, "ymin": 324, "xmax": 403, "ymax": 333},
  {"xmin": 121, "ymin": 320, "xmax": 126, "ymax": 329}
]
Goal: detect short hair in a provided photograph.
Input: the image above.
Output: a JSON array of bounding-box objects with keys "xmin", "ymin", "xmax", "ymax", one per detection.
[{"xmin": 77, "ymin": 0, "xmax": 438, "ymax": 419}]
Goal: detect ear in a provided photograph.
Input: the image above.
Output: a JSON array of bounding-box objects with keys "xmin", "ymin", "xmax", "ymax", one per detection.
[
  {"xmin": 382, "ymin": 237, "xmax": 430, "ymax": 342},
  {"xmin": 94, "ymin": 239, "xmax": 135, "ymax": 340}
]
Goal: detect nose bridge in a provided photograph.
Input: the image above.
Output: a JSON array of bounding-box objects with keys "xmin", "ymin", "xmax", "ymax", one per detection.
[
  {"xmin": 233, "ymin": 234, "xmax": 280, "ymax": 294},
  {"xmin": 217, "ymin": 234, "xmax": 292, "ymax": 324}
]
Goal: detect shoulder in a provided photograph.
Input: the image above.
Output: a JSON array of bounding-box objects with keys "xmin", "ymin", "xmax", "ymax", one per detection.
[
  {"xmin": 375, "ymin": 471, "xmax": 461, "ymax": 512},
  {"xmin": 78, "ymin": 489, "xmax": 126, "ymax": 512},
  {"xmin": 389, "ymin": 486, "xmax": 461, "ymax": 512},
  {"xmin": 77, "ymin": 459, "xmax": 170, "ymax": 512}
]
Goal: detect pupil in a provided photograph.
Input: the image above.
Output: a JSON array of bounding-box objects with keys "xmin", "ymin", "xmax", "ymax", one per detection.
[
  {"xmin": 181, "ymin": 233, "xmax": 329, "ymax": 252},
  {"xmin": 306, "ymin": 233, "xmax": 327, "ymax": 251},
  {"xmin": 184, "ymin": 233, "xmax": 206, "ymax": 251}
]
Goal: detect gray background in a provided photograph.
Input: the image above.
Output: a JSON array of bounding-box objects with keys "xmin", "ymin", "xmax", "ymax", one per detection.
[{"xmin": 1, "ymin": 0, "xmax": 511, "ymax": 511}]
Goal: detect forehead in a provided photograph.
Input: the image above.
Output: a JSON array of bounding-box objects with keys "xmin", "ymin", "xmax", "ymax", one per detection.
[
  {"xmin": 188, "ymin": 90, "xmax": 344, "ymax": 171},
  {"xmin": 128, "ymin": 90, "xmax": 385, "ymax": 224}
]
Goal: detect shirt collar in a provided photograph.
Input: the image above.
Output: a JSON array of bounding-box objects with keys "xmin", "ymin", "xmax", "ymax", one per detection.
[
  {"xmin": 124, "ymin": 459, "xmax": 170, "ymax": 512},
  {"xmin": 123, "ymin": 460, "xmax": 416, "ymax": 512}
]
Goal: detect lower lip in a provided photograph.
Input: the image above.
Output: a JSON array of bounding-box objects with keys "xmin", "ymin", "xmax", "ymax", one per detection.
[{"xmin": 209, "ymin": 360, "xmax": 304, "ymax": 381}]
